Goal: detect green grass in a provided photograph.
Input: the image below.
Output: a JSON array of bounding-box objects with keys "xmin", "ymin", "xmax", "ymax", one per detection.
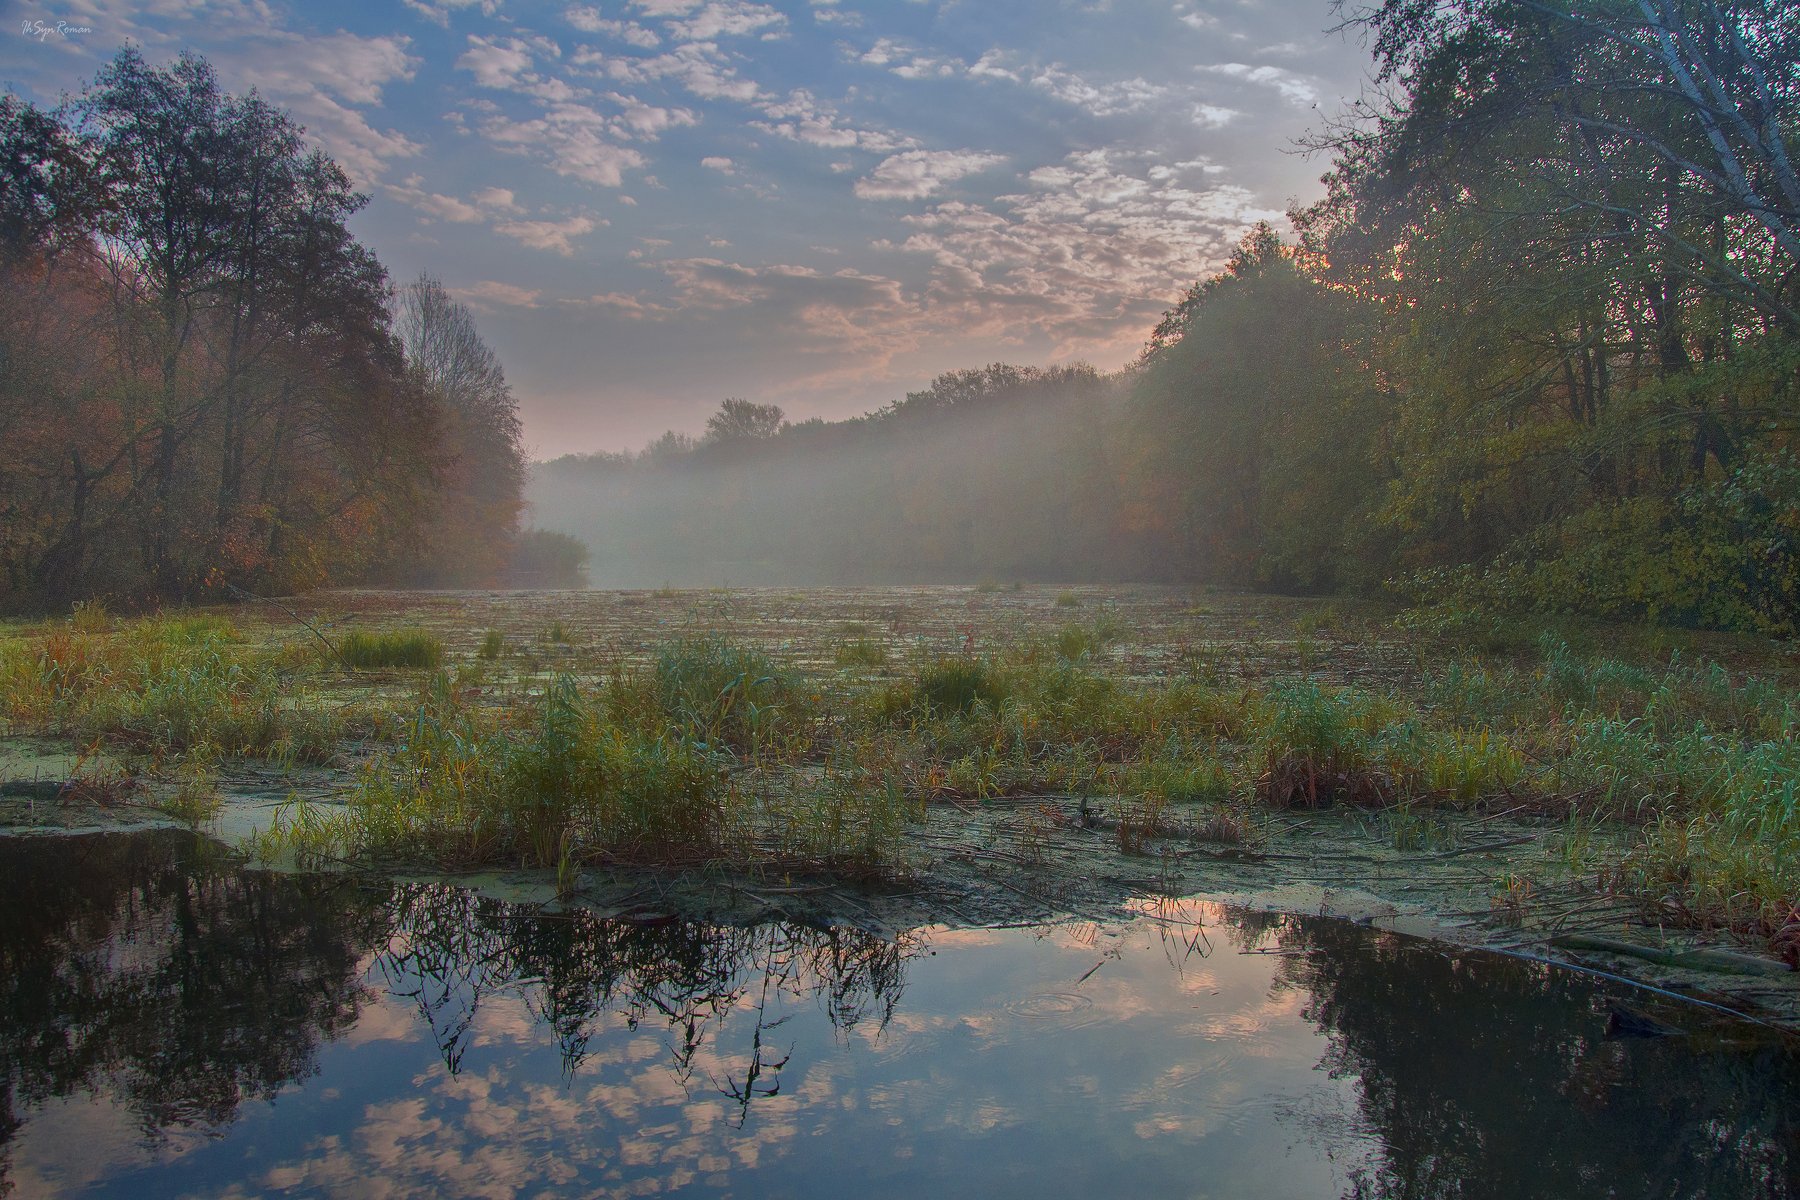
[
  {"xmin": 910, "ymin": 657, "xmax": 1009, "ymax": 718},
  {"xmin": 0, "ymin": 615, "xmax": 372, "ymax": 760},
  {"xmin": 834, "ymin": 638, "xmax": 888, "ymax": 667},
  {"xmin": 646, "ymin": 635, "xmax": 810, "ymax": 753},
  {"xmin": 339, "ymin": 629, "xmax": 443, "ymax": 670},
  {"xmin": 7, "ymin": 597, "xmax": 1798, "ymax": 933}
]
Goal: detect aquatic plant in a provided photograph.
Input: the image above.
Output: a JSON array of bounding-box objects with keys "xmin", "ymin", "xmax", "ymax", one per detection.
[
  {"xmin": 339, "ymin": 629, "xmax": 443, "ymax": 670},
  {"xmin": 834, "ymin": 638, "xmax": 888, "ymax": 667}
]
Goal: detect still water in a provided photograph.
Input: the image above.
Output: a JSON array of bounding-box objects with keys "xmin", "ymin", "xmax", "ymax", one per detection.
[{"xmin": 0, "ymin": 830, "xmax": 1795, "ymax": 1199}]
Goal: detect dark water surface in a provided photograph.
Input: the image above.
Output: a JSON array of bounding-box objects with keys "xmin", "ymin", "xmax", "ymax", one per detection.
[{"xmin": 1, "ymin": 831, "xmax": 1796, "ymax": 1199}]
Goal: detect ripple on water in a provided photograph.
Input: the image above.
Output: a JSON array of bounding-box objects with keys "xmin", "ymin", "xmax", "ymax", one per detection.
[{"xmin": 1003, "ymin": 991, "xmax": 1096, "ymax": 1023}]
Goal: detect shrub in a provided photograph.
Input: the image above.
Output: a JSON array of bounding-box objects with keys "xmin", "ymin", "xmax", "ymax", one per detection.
[{"xmin": 508, "ymin": 528, "xmax": 590, "ymax": 588}]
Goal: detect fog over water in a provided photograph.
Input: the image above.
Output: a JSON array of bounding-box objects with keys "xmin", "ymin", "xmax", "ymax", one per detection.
[{"xmin": 526, "ymin": 366, "xmax": 1157, "ymax": 589}]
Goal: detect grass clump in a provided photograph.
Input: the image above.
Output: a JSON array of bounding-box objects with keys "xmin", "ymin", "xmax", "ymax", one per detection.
[
  {"xmin": 912, "ymin": 657, "xmax": 1009, "ymax": 718},
  {"xmin": 0, "ymin": 615, "xmax": 364, "ymax": 761},
  {"xmin": 1254, "ymin": 681, "xmax": 1394, "ymax": 808},
  {"xmin": 268, "ymin": 672, "xmax": 918, "ymax": 879},
  {"xmin": 649, "ymin": 636, "xmax": 808, "ymax": 753},
  {"xmin": 339, "ymin": 629, "xmax": 443, "ymax": 670},
  {"xmin": 1121, "ymin": 755, "xmax": 1233, "ymax": 806},
  {"xmin": 767, "ymin": 760, "xmax": 918, "ymax": 878},
  {"xmin": 478, "ymin": 630, "xmax": 505, "ymax": 659},
  {"xmin": 1054, "ymin": 591, "xmax": 1081, "ymax": 608},
  {"xmin": 301, "ymin": 675, "xmax": 735, "ymax": 870},
  {"xmin": 834, "ymin": 638, "xmax": 888, "ymax": 668}
]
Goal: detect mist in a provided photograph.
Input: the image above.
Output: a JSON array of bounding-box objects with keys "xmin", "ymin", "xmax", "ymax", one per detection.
[{"xmin": 525, "ymin": 365, "xmax": 1159, "ymax": 590}]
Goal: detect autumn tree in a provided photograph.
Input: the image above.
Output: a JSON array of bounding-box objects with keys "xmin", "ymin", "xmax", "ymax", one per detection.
[
  {"xmin": 393, "ymin": 274, "xmax": 526, "ymax": 585},
  {"xmin": 0, "ymin": 50, "xmax": 521, "ymax": 610},
  {"xmin": 703, "ymin": 398, "xmax": 787, "ymax": 444}
]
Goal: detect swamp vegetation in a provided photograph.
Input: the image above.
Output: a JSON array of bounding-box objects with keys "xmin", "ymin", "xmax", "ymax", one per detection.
[{"xmin": 2, "ymin": 587, "xmax": 1796, "ymax": 964}]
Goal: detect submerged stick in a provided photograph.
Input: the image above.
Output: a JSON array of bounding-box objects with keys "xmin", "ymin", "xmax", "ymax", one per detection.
[
  {"xmin": 1489, "ymin": 944, "xmax": 1791, "ymax": 1033},
  {"xmin": 1550, "ymin": 932, "xmax": 1793, "ymax": 978}
]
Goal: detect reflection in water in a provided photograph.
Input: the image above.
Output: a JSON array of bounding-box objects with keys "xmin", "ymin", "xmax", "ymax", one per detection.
[
  {"xmin": 1260, "ymin": 913, "xmax": 1800, "ymax": 1199},
  {"xmin": 0, "ymin": 833, "xmax": 1796, "ymax": 1198},
  {"xmin": 0, "ymin": 831, "xmax": 385, "ymax": 1196},
  {"xmin": 374, "ymin": 883, "xmax": 917, "ymax": 1118}
]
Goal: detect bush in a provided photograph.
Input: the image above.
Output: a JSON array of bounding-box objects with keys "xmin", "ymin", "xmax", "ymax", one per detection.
[{"xmin": 508, "ymin": 529, "xmax": 590, "ymax": 588}]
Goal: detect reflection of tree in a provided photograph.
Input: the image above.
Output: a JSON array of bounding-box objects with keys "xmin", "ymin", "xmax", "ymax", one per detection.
[
  {"xmin": 1262, "ymin": 918, "xmax": 1800, "ymax": 1200},
  {"xmin": 374, "ymin": 884, "xmax": 918, "ymax": 1115},
  {"xmin": 0, "ymin": 831, "xmax": 388, "ymax": 1196}
]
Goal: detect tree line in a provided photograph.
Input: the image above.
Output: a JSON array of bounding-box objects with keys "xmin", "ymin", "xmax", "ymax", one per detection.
[
  {"xmin": 0, "ymin": 50, "xmax": 538, "ymax": 611},
  {"xmin": 536, "ymin": 0, "xmax": 1799, "ymax": 633}
]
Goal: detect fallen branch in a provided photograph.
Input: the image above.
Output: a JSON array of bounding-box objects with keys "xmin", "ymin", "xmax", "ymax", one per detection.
[
  {"xmin": 1550, "ymin": 932, "xmax": 1792, "ymax": 977},
  {"xmin": 226, "ymin": 583, "xmax": 357, "ymax": 679}
]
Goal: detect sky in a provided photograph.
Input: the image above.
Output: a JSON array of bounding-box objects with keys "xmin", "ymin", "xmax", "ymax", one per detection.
[{"xmin": 5, "ymin": 0, "xmax": 1376, "ymax": 456}]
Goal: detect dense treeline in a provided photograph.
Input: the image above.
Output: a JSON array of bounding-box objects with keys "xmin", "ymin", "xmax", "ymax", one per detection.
[
  {"xmin": 536, "ymin": 0, "xmax": 1799, "ymax": 632},
  {"xmin": 0, "ymin": 51, "xmax": 529, "ymax": 610}
]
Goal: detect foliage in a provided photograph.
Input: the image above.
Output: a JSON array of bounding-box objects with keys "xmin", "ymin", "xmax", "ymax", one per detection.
[
  {"xmin": 0, "ymin": 52, "xmax": 523, "ymax": 612},
  {"xmin": 508, "ymin": 529, "xmax": 590, "ymax": 588}
]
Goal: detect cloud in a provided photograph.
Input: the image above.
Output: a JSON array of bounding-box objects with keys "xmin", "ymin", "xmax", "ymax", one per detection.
[
  {"xmin": 579, "ymin": 40, "xmax": 765, "ymax": 102},
  {"xmin": 477, "ymin": 106, "xmax": 649, "ymax": 187},
  {"xmin": 752, "ymin": 90, "xmax": 913, "ymax": 152},
  {"xmin": 854, "ymin": 150, "xmax": 1006, "ymax": 201},
  {"xmin": 663, "ymin": 1, "xmax": 787, "ymax": 41},
  {"xmin": 214, "ymin": 31, "xmax": 423, "ymax": 184},
  {"xmin": 403, "ymin": 0, "xmax": 501, "ymax": 26},
  {"xmin": 455, "ymin": 280, "xmax": 545, "ymax": 308},
  {"xmin": 384, "ymin": 177, "xmax": 523, "ymax": 222},
  {"xmin": 966, "ymin": 49, "xmax": 1022, "ymax": 83},
  {"xmin": 458, "ymin": 36, "xmax": 544, "ymax": 90},
  {"xmin": 493, "ymin": 215, "xmax": 602, "ymax": 255},
  {"xmin": 1201, "ymin": 62, "xmax": 1320, "ymax": 106},
  {"xmin": 701, "ymin": 156, "xmax": 736, "ymax": 173},
  {"xmin": 870, "ymin": 148, "xmax": 1289, "ymax": 360},
  {"xmin": 857, "ymin": 37, "xmax": 958, "ymax": 79},
  {"xmin": 1027, "ymin": 65, "xmax": 1167, "ymax": 116},
  {"xmin": 567, "ymin": 8, "xmax": 662, "ymax": 46}
]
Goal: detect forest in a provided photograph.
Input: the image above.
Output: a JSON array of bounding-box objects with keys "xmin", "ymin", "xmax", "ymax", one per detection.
[
  {"xmin": 535, "ymin": 0, "xmax": 1800, "ymax": 635},
  {"xmin": 0, "ymin": 50, "xmax": 547, "ymax": 612}
]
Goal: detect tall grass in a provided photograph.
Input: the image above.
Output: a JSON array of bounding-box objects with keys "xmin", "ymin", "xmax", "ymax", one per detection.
[
  {"xmin": 645, "ymin": 635, "xmax": 809, "ymax": 753},
  {"xmin": 0, "ymin": 615, "xmax": 366, "ymax": 760},
  {"xmin": 12, "ymin": 602, "xmax": 1797, "ymax": 934},
  {"xmin": 338, "ymin": 629, "xmax": 443, "ymax": 670}
]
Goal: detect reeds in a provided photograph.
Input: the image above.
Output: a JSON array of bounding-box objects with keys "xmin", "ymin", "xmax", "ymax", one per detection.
[{"xmin": 338, "ymin": 629, "xmax": 443, "ymax": 670}]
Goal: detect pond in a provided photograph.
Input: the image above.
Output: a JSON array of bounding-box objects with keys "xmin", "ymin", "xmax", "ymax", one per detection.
[{"xmin": 0, "ymin": 830, "xmax": 1795, "ymax": 1199}]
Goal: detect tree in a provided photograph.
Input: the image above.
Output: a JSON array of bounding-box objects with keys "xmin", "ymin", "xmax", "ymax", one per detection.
[
  {"xmin": 1127, "ymin": 225, "xmax": 1391, "ymax": 588},
  {"xmin": 393, "ymin": 275, "xmax": 527, "ymax": 585},
  {"xmin": 703, "ymin": 398, "xmax": 787, "ymax": 443},
  {"xmin": 0, "ymin": 49, "xmax": 517, "ymax": 610}
]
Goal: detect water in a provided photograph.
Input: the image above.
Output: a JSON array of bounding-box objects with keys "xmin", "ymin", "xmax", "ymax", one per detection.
[{"xmin": 1, "ymin": 831, "xmax": 1795, "ymax": 1199}]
